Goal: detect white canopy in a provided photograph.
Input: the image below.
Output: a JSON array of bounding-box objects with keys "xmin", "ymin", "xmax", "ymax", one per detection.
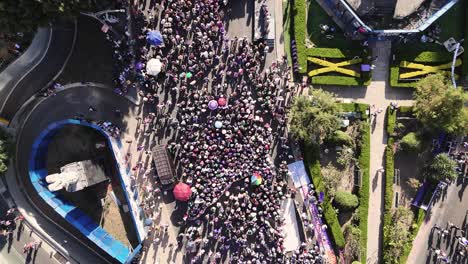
[{"xmin": 146, "ymin": 58, "xmax": 163, "ymax": 76}]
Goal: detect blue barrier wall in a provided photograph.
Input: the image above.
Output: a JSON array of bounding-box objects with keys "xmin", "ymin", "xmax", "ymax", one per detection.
[{"xmin": 29, "ymin": 119, "xmax": 142, "ymax": 263}]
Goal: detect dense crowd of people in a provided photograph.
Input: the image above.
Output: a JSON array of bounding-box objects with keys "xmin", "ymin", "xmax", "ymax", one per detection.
[
  {"xmin": 99, "ymin": 0, "xmax": 326, "ymax": 263},
  {"xmin": 430, "ymin": 215, "xmax": 468, "ymax": 263}
]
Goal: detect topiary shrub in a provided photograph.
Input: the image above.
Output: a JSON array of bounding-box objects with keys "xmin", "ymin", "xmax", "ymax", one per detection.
[
  {"xmin": 400, "ymin": 132, "xmax": 422, "ymax": 153},
  {"xmin": 334, "ymin": 191, "xmax": 359, "ymax": 211},
  {"xmin": 329, "ymin": 130, "xmax": 353, "ymax": 146}
]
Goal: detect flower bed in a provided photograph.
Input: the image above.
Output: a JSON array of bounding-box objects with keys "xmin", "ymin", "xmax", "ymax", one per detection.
[
  {"xmin": 308, "ymin": 48, "xmax": 371, "ymax": 86},
  {"xmin": 390, "ymin": 51, "xmax": 457, "ymax": 88}
]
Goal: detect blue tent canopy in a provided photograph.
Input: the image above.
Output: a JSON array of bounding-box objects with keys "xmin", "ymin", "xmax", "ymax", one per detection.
[{"xmin": 146, "ymin": 30, "xmax": 163, "ymax": 46}]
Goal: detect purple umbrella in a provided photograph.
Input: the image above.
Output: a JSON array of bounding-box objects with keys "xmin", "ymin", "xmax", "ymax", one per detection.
[
  {"xmin": 135, "ymin": 62, "xmax": 144, "ymax": 70},
  {"xmin": 208, "ymin": 100, "xmax": 218, "ymax": 110}
]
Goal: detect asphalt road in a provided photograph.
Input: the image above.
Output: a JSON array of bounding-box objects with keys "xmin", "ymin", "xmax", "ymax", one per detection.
[
  {"xmin": 408, "ymin": 179, "xmax": 468, "ymax": 264},
  {"xmin": 0, "ymin": 22, "xmax": 76, "ymax": 120},
  {"xmin": 14, "ymin": 85, "xmax": 136, "ymax": 264}
]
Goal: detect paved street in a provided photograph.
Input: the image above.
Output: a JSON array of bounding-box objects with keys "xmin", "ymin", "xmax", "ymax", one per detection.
[
  {"xmin": 0, "ymin": 22, "xmax": 76, "ymax": 120},
  {"xmin": 407, "ymin": 180, "xmax": 468, "ymax": 264}
]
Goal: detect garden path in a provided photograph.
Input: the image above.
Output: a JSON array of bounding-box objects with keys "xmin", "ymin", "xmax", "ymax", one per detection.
[{"xmin": 317, "ymin": 40, "xmax": 414, "ymax": 263}]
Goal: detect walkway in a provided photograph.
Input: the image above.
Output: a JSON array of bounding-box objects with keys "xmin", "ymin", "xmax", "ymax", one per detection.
[{"xmin": 317, "ymin": 40, "xmax": 413, "ymax": 263}]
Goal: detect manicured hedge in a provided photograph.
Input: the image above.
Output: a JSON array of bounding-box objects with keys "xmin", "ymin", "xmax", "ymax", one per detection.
[
  {"xmin": 386, "ymin": 106, "xmax": 397, "ymax": 135},
  {"xmin": 398, "ymin": 106, "xmax": 413, "ymax": 114},
  {"xmin": 304, "ymin": 144, "xmax": 346, "ymax": 249},
  {"xmin": 390, "ymin": 51, "xmax": 456, "ymax": 88},
  {"xmin": 357, "ymin": 122, "xmax": 370, "ymax": 262},
  {"xmin": 339, "ymin": 103, "xmax": 368, "ymax": 115},
  {"xmin": 311, "ymin": 75, "xmax": 371, "ymax": 86},
  {"xmin": 308, "ymin": 47, "xmax": 371, "ymax": 86},
  {"xmin": 390, "ymin": 66, "xmax": 418, "ymax": 88},
  {"xmin": 307, "ymin": 48, "xmax": 360, "ymax": 59},
  {"xmin": 293, "ymin": 0, "xmax": 307, "ymax": 74},
  {"xmin": 384, "ymin": 140, "xmax": 394, "ymax": 224},
  {"xmin": 399, "ymin": 51, "xmax": 453, "ymax": 63},
  {"xmin": 382, "ymin": 140, "xmax": 395, "ymax": 263},
  {"xmin": 339, "ymin": 103, "xmax": 369, "ymax": 121}
]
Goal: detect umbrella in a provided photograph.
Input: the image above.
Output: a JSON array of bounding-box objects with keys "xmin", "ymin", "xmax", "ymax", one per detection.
[
  {"xmin": 144, "ymin": 218, "xmax": 153, "ymax": 226},
  {"xmin": 214, "ymin": 121, "xmax": 223, "ymax": 129},
  {"xmin": 250, "ymin": 172, "xmax": 263, "ymax": 186},
  {"xmin": 208, "ymin": 100, "xmax": 218, "ymax": 110},
  {"xmin": 218, "ymin": 97, "xmax": 227, "ymax": 106},
  {"xmin": 146, "ymin": 30, "xmax": 164, "ymax": 46},
  {"xmin": 186, "ymin": 72, "xmax": 193, "ymax": 78},
  {"xmin": 146, "ymin": 58, "xmax": 162, "ymax": 76},
  {"xmin": 173, "ymin": 182, "xmax": 192, "ymax": 201},
  {"xmin": 135, "ymin": 61, "xmax": 144, "ymax": 70}
]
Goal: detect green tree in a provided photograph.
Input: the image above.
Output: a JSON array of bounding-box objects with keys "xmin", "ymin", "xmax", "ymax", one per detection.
[
  {"xmin": 0, "ymin": 0, "xmax": 96, "ymax": 33},
  {"xmin": 0, "ymin": 129, "xmax": 13, "ymax": 174},
  {"xmin": 328, "ymin": 130, "xmax": 353, "ymax": 146},
  {"xmin": 321, "ymin": 163, "xmax": 342, "ymax": 197},
  {"xmin": 413, "ymin": 73, "xmax": 468, "ymax": 135},
  {"xmin": 288, "ymin": 90, "xmax": 340, "ymax": 144},
  {"xmin": 399, "ymin": 132, "xmax": 422, "ymax": 153},
  {"xmin": 334, "ymin": 191, "xmax": 359, "ymax": 211},
  {"xmin": 424, "ymin": 153, "xmax": 457, "ymax": 182}
]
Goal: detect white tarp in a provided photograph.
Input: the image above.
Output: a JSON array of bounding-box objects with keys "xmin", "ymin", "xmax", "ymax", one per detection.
[
  {"xmin": 146, "ymin": 58, "xmax": 163, "ymax": 76},
  {"xmin": 281, "ymin": 198, "xmax": 301, "ymax": 252}
]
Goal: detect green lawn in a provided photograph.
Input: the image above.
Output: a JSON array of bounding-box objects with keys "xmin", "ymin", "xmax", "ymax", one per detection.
[{"xmin": 306, "ymin": 0, "xmax": 360, "ymax": 49}]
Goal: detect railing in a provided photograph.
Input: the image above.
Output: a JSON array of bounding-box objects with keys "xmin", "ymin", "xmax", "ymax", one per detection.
[{"xmin": 316, "ymin": 0, "xmax": 459, "ymax": 36}]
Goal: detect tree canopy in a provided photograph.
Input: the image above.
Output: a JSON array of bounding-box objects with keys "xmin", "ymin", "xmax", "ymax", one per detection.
[
  {"xmin": 0, "ymin": 0, "xmax": 96, "ymax": 33},
  {"xmin": 0, "ymin": 129, "xmax": 13, "ymax": 175},
  {"xmin": 288, "ymin": 89, "xmax": 340, "ymax": 144},
  {"xmin": 424, "ymin": 153, "xmax": 458, "ymax": 182},
  {"xmin": 413, "ymin": 73, "xmax": 468, "ymax": 135}
]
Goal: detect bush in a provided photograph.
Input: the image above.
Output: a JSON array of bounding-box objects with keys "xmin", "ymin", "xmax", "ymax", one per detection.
[
  {"xmin": 357, "ymin": 121, "xmax": 370, "ymax": 262},
  {"xmin": 323, "ymin": 201, "xmax": 346, "ymax": 249},
  {"xmin": 398, "ymin": 106, "xmax": 413, "ymax": 114},
  {"xmin": 329, "ymin": 130, "xmax": 353, "ymax": 146},
  {"xmin": 293, "ymin": 0, "xmax": 307, "ymax": 74},
  {"xmin": 311, "ymin": 74, "xmax": 371, "ymax": 86},
  {"xmin": 400, "ymin": 132, "xmax": 422, "ymax": 153},
  {"xmin": 386, "ymin": 107, "xmax": 397, "ymax": 135},
  {"xmin": 334, "ymin": 191, "xmax": 359, "ymax": 211}
]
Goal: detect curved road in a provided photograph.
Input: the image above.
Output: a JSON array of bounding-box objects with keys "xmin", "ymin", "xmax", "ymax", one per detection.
[
  {"xmin": 0, "ymin": 21, "xmax": 76, "ymax": 120},
  {"xmin": 11, "ymin": 85, "xmax": 136, "ymax": 264}
]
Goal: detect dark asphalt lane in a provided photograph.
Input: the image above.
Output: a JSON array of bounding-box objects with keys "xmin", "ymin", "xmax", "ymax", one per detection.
[
  {"xmin": 1, "ymin": 22, "xmax": 76, "ymax": 120},
  {"xmin": 15, "ymin": 85, "xmax": 135, "ymax": 264}
]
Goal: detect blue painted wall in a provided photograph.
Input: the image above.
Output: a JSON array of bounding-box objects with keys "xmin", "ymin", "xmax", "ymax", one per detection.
[{"xmin": 29, "ymin": 119, "xmax": 142, "ymax": 263}]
